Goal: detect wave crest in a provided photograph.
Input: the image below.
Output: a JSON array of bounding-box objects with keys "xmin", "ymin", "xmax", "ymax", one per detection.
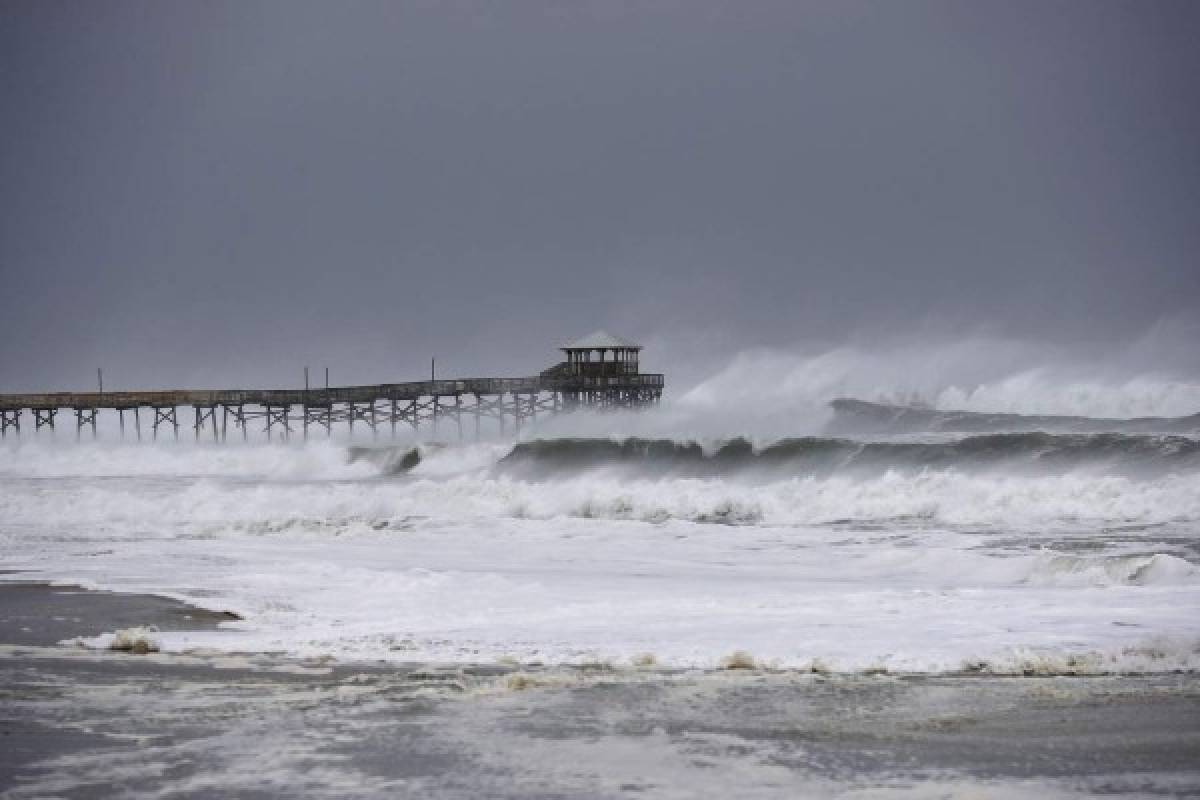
[
  {"xmin": 1024, "ymin": 553, "xmax": 1197, "ymax": 588},
  {"xmin": 498, "ymin": 433, "xmax": 1200, "ymax": 480}
]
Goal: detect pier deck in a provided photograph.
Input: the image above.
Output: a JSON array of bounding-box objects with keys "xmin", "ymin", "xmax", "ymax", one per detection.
[{"xmin": 0, "ymin": 372, "xmax": 664, "ymax": 441}]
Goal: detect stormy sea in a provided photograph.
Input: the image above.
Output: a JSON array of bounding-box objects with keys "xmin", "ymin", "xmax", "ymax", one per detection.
[{"xmin": 2, "ymin": 397, "xmax": 1199, "ymax": 798}]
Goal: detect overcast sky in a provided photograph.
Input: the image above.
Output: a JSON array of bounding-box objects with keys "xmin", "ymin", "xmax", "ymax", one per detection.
[{"xmin": 1, "ymin": 0, "xmax": 1197, "ymax": 392}]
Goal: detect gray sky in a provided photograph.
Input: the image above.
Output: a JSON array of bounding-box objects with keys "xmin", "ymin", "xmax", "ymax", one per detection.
[{"xmin": 1, "ymin": 0, "xmax": 1198, "ymax": 392}]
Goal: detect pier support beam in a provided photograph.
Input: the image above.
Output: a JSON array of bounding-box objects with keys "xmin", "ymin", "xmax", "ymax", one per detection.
[
  {"xmin": 152, "ymin": 407, "xmax": 178, "ymax": 441},
  {"xmin": 0, "ymin": 409, "xmax": 20, "ymax": 438},
  {"xmin": 33, "ymin": 408, "xmax": 57, "ymax": 434},
  {"xmin": 303, "ymin": 404, "xmax": 332, "ymax": 439},
  {"xmin": 264, "ymin": 405, "xmax": 291, "ymax": 441},
  {"xmin": 193, "ymin": 406, "xmax": 218, "ymax": 442},
  {"xmin": 221, "ymin": 404, "xmax": 247, "ymax": 442},
  {"xmin": 74, "ymin": 407, "xmax": 98, "ymax": 440},
  {"xmin": 346, "ymin": 402, "xmax": 376, "ymax": 439}
]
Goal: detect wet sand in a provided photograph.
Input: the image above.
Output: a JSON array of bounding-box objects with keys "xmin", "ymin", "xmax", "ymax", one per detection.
[
  {"xmin": 0, "ymin": 582, "xmax": 240, "ymax": 647},
  {"xmin": 2, "ymin": 584, "xmax": 1199, "ymax": 798}
]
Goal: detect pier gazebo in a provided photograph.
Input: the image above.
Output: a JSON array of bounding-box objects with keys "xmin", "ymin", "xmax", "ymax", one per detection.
[{"xmin": 559, "ymin": 330, "xmax": 641, "ymax": 377}]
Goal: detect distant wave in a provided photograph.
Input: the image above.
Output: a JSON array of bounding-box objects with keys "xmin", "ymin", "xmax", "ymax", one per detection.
[
  {"xmin": 827, "ymin": 397, "xmax": 1200, "ymax": 435},
  {"xmin": 496, "ymin": 433, "xmax": 1200, "ymax": 480}
]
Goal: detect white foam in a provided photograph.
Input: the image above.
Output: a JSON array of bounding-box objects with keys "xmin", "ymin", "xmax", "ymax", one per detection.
[
  {"xmin": 0, "ymin": 439, "xmax": 372, "ymax": 481},
  {"xmin": 5, "ymin": 465, "xmax": 1199, "ymax": 536},
  {"xmin": 1024, "ymin": 552, "xmax": 1198, "ymax": 588},
  {"xmin": 3, "ymin": 441, "xmax": 1199, "ymax": 673}
]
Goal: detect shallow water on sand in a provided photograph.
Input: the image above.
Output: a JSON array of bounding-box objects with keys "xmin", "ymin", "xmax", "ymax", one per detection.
[{"xmin": 2, "ymin": 595, "xmax": 1198, "ymax": 799}]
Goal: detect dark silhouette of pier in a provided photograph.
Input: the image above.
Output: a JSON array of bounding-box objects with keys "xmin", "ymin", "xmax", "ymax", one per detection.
[{"xmin": 0, "ymin": 332, "xmax": 663, "ymax": 441}]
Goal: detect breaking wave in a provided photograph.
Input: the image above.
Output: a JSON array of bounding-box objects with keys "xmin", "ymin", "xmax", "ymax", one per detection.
[
  {"xmin": 496, "ymin": 433, "xmax": 1200, "ymax": 480},
  {"xmin": 4, "ymin": 439, "xmax": 1199, "ymax": 675},
  {"xmin": 5, "ymin": 456, "xmax": 1198, "ymax": 534},
  {"xmin": 826, "ymin": 398, "xmax": 1200, "ymax": 436},
  {"xmin": 1023, "ymin": 552, "xmax": 1197, "ymax": 588}
]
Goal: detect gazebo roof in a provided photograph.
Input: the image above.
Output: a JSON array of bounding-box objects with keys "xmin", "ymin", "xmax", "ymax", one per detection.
[{"xmin": 561, "ymin": 330, "xmax": 641, "ymax": 351}]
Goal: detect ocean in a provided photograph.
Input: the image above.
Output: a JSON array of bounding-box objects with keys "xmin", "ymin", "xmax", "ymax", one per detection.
[
  {"xmin": 3, "ymin": 428, "xmax": 1199, "ymax": 674},
  {"xmin": 2, "ymin": 410, "xmax": 1199, "ymax": 796}
]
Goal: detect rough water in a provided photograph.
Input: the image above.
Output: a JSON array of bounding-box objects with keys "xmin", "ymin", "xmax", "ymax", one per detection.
[{"xmin": 3, "ymin": 426, "xmax": 1198, "ymax": 676}]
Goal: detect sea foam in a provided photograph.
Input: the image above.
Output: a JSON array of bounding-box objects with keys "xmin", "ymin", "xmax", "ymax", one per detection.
[{"xmin": 2, "ymin": 438, "xmax": 1198, "ymax": 673}]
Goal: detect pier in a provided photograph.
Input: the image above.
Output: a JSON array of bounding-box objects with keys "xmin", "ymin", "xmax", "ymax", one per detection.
[{"xmin": 0, "ymin": 332, "xmax": 663, "ymax": 442}]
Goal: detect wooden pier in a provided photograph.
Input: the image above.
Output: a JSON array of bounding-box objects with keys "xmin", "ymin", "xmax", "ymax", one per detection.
[{"xmin": 0, "ymin": 332, "xmax": 664, "ymax": 442}]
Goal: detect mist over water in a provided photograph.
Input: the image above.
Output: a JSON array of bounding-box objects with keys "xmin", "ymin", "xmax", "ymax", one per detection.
[
  {"xmin": 531, "ymin": 327, "xmax": 1200, "ymax": 440},
  {"xmin": 6, "ymin": 325, "xmax": 1199, "ymax": 442}
]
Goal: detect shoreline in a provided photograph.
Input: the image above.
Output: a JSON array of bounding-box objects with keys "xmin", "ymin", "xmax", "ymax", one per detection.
[
  {"xmin": 2, "ymin": 580, "xmax": 1196, "ymax": 677},
  {"xmin": 0, "ymin": 580, "xmax": 240, "ymax": 648},
  {"xmin": 2, "ymin": 583, "xmax": 1199, "ymax": 797}
]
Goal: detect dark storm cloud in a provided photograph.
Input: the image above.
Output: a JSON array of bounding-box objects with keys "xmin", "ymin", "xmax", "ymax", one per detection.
[{"xmin": 1, "ymin": 0, "xmax": 1197, "ymax": 391}]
